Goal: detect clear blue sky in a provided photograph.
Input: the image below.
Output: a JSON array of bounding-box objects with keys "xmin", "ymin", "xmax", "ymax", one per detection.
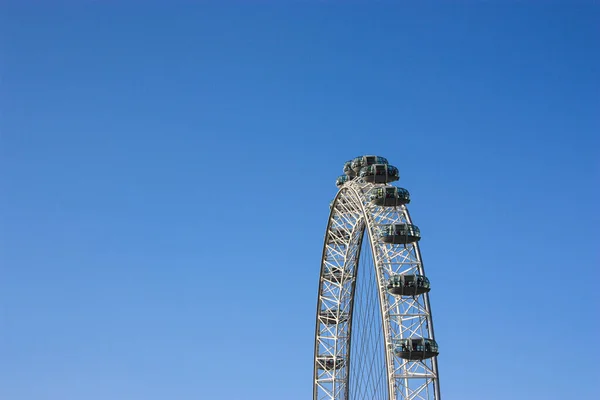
[{"xmin": 1, "ymin": 2, "xmax": 598, "ymax": 400}]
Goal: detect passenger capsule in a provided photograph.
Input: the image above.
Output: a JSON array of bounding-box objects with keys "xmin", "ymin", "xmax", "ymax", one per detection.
[
  {"xmin": 343, "ymin": 160, "xmax": 356, "ymax": 178},
  {"xmin": 387, "ymin": 274, "xmax": 430, "ymax": 296},
  {"xmin": 316, "ymin": 356, "xmax": 346, "ymax": 370},
  {"xmin": 336, "ymin": 175, "xmax": 350, "ymax": 188},
  {"xmin": 320, "ymin": 308, "xmax": 349, "ymax": 324},
  {"xmin": 350, "ymin": 155, "xmax": 389, "ymax": 173},
  {"xmin": 370, "ymin": 187, "xmax": 410, "ymax": 206},
  {"xmin": 379, "ymin": 224, "xmax": 421, "ymax": 244},
  {"xmin": 323, "ymin": 266, "xmax": 349, "ymax": 282},
  {"xmin": 327, "ymin": 228, "xmax": 351, "ymax": 244},
  {"xmin": 359, "ymin": 164, "xmax": 399, "ymax": 184},
  {"xmin": 394, "ymin": 338, "xmax": 439, "ymax": 360}
]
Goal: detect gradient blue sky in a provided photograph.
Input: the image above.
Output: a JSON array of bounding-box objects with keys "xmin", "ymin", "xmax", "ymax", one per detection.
[{"xmin": 1, "ymin": 2, "xmax": 599, "ymax": 400}]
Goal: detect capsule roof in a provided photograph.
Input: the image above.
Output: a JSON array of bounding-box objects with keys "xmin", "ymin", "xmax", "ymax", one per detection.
[{"xmin": 350, "ymin": 155, "xmax": 389, "ymax": 172}]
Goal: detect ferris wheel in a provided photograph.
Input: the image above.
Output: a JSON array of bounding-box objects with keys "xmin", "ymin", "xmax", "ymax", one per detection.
[{"xmin": 313, "ymin": 155, "xmax": 441, "ymax": 400}]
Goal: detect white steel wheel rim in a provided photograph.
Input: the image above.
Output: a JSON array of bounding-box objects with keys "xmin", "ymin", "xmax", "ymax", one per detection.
[{"xmin": 313, "ymin": 178, "xmax": 440, "ymax": 400}]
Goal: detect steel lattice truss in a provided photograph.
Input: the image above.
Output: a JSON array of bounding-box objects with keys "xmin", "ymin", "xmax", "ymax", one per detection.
[{"xmin": 313, "ymin": 178, "xmax": 440, "ymax": 400}]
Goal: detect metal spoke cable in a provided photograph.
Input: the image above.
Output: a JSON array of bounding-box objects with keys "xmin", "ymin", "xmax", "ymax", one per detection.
[{"xmin": 349, "ymin": 231, "xmax": 387, "ymax": 400}]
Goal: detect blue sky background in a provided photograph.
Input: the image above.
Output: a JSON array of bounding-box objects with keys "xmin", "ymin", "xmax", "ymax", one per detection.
[{"xmin": 1, "ymin": 2, "xmax": 599, "ymax": 399}]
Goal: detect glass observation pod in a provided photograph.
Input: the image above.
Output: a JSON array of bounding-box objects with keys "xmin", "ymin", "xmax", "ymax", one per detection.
[
  {"xmin": 370, "ymin": 186, "xmax": 411, "ymax": 206},
  {"xmin": 387, "ymin": 274, "xmax": 430, "ymax": 296},
  {"xmin": 343, "ymin": 160, "xmax": 356, "ymax": 178},
  {"xmin": 320, "ymin": 308, "xmax": 349, "ymax": 324},
  {"xmin": 327, "ymin": 228, "xmax": 351, "ymax": 244},
  {"xmin": 336, "ymin": 175, "xmax": 351, "ymax": 188},
  {"xmin": 359, "ymin": 164, "xmax": 400, "ymax": 184},
  {"xmin": 323, "ymin": 266, "xmax": 351, "ymax": 283},
  {"xmin": 394, "ymin": 338, "xmax": 439, "ymax": 360},
  {"xmin": 317, "ymin": 356, "xmax": 346, "ymax": 370},
  {"xmin": 379, "ymin": 223, "xmax": 421, "ymax": 244},
  {"xmin": 351, "ymin": 155, "xmax": 389, "ymax": 173}
]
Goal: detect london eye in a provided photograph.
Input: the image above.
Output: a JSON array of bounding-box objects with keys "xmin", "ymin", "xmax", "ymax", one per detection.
[{"xmin": 313, "ymin": 155, "xmax": 441, "ymax": 400}]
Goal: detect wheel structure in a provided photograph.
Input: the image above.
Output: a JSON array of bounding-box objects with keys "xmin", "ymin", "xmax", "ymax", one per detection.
[{"xmin": 313, "ymin": 155, "xmax": 441, "ymax": 400}]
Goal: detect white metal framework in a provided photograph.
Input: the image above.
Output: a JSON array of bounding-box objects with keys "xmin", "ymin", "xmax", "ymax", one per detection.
[{"xmin": 313, "ymin": 166, "xmax": 440, "ymax": 400}]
